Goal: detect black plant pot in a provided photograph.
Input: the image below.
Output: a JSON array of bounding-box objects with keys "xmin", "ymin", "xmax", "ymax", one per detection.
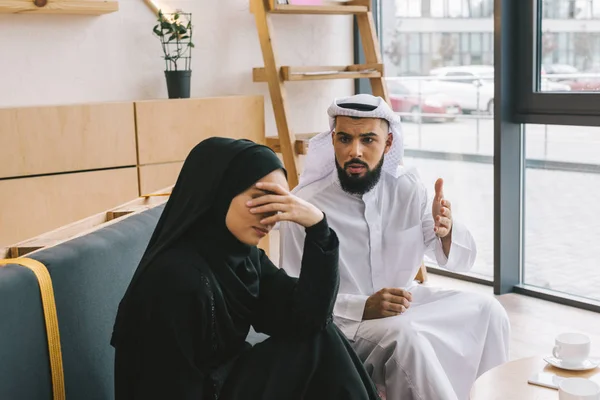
[{"xmin": 164, "ymin": 70, "xmax": 192, "ymax": 99}]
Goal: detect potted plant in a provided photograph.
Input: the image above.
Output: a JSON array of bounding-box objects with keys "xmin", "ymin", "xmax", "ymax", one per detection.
[{"xmin": 153, "ymin": 10, "xmax": 194, "ymax": 99}]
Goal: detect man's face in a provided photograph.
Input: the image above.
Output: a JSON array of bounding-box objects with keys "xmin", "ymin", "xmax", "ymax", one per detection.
[{"xmin": 332, "ymin": 116, "xmax": 393, "ymax": 195}]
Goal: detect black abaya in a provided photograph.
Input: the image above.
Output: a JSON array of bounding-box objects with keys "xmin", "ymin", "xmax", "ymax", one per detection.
[{"xmin": 111, "ymin": 138, "xmax": 380, "ymax": 400}]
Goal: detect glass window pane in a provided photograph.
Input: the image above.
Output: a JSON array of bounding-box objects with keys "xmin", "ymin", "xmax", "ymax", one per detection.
[
  {"xmin": 409, "ymin": 54, "xmax": 421, "ymax": 72},
  {"xmin": 483, "ymin": 0, "xmax": 493, "ymax": 17},
  {"xmin": 461, "ymin": 33, "xmax": 470, "ymax": 52},
  {"xmin": 594, "ymin": 0, "xmax": 600, "ymax": 17},
  {"xmin": 471, "ymin": 33, "xmax": 482, "ymax": 52},
  {"xmin": 408, "ymin": 33, "xmax": 421, "ymax": 53},
  {"xmin": 524, "ymin": 124, "xmax": 600, "ymax": 302},
  {"xmin": 382, "ymin": 0, "xmax": 494, "ymax": 278},
  {"xmin": 422, "ymin": 33, "xmax": 431, "ymax": 53},
  {"xmin": 431, "ymin": 0, "xmax": 445, "ymax": 17},
  {"xmin": 539, "ymin": 0, "xmax": 599, "ymax": 91}
]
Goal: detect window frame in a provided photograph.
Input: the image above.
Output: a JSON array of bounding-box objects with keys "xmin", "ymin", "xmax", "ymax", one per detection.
[{"xmin": 515, "ymin": 0, "xmax": 600, "ymax": 126}]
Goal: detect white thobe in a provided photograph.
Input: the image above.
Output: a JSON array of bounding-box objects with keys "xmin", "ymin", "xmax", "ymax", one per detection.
[{"xmin": 279, "ymin": 168, "xmax": 510, "ymax": 400}]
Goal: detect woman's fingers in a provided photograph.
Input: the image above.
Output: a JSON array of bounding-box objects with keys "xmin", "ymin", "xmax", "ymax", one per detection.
[
  {"xmin": 260, "ymin": 212, "xmax": 291, "ymax": 226},
  {"xmin": 249, "ymin": 203, "xmax": 289, "ymax": 215},
  {"xmin": 255, "ymin": 182, "xmax": 288, "ymax": 195},
  {"xmin": 246, "ymin": 194, "xmax": 288, "ymax": 207}
]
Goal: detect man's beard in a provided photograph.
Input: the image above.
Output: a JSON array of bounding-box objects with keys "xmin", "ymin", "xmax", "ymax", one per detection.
[{"xmin": 335, "ymin": 155, "xmax": 384, "ymax": 195}]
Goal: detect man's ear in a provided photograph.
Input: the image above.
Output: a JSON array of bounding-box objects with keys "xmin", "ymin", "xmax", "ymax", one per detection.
[{"xmin": 384, "ymin": 133, "xmax": 393, "ymax": 154}]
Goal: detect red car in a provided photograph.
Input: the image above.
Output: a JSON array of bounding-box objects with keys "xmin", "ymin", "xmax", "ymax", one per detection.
[{"xmin": 387, "ymin": 80, "xmax": 462, "ymax": 123}]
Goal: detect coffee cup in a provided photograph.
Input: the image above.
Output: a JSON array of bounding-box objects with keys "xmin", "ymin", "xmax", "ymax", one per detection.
[
  {"xmin": 559, "ymin": 378, "xmax": 600, "ymax": 400},
  {"xmin": 553, "ymin": 332, "xmax": 591, "ymax": 365}
]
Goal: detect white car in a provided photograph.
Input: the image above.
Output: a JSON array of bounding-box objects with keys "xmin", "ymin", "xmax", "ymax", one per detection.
[
  {"xmin": 428, "ymin": 65, "xmax": 571, "ymax": 114},
  {"xmin": 429, "ymin": 66, "xmax": 495, "ymax": 114}
]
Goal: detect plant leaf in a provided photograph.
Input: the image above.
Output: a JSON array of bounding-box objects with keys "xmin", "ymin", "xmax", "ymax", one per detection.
[{"xmin": 153, "ymin": 25, "xmax": 162, "ymax": 36}]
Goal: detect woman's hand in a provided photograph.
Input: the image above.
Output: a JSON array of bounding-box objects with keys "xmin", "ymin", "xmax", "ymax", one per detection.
[{"xmin": 246, "ymin": 182, "xmax": 324, "ymax": 228}]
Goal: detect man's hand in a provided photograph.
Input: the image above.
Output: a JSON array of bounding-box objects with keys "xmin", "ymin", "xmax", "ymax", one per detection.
[
  {"xmin": 362, "ymin": 288, "xmax": 412, "ymax": 320},
  {"xmin": 432, "ymin": 178, "xmax": 452, "ymax": 238}
]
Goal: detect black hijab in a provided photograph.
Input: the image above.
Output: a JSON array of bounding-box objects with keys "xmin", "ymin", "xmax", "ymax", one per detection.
[{"xmin": 112, "ymin": 137, "xmax": 285, "ymax": 345}]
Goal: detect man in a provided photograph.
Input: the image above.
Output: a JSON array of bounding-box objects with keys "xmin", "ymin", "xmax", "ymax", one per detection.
[{"xmin": 278, "ymin": 94, "xmax": 510, "ymax": 400}]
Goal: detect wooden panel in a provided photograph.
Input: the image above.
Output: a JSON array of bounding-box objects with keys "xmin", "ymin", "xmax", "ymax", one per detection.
[
  {"xmin": 0, "ymin": 168, "xmax": 138, "ymax": 247},
  {"xmin": 0, "ymin": 102, "xmax": 136, "ymax": 178},
  {"xmin": 139, "ymin": 162, "xmax": 183, "ymax": 196},
  {"xmin": 268, "ymin": 4, "xmax": 367, "ymax": 14},
  {"xmin": 253, "ymin": 64, "xmax": 382, "ymax": 82},
  {"xmin": 1, "ymin": 186, "xmax": 171, "ymax": 259},
  {"xmin": 135, "ymin": 96, "xmax": 266, "ymax": 166},
  {"xmin": 0, "ymin": 0, "xmax": 118, "ymax": 15}
]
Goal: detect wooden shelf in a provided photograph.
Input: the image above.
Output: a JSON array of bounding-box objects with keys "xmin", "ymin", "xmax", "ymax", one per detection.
[
  {"xmin": 253, "ymin": 64, "xmax": 383, "ymax": 82},
  {"xmin": 266, "ymin": 133, "xmax": 318, "ymax": 155},
  {"xmin": 267, "ymin": 4, "xmax": 368, "ymax": 14},
  {"xmin": 0, "ymin": 0, "xmax": 118, "ymax": 14}
]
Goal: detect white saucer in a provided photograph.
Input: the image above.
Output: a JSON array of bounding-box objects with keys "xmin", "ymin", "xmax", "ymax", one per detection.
[{"xmin": 544, "ymin": 356, "xmax": 600, "ymax": 371}]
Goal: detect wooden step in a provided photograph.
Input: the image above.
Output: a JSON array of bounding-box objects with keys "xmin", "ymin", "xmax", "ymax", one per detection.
[
  {"xmin": 253, "ymin": 64, "xmax": 382, "ymax": 83},
  {"xmin": 266, "ymin": 133, "xmax": 319, "ymax": 155},
  {"xmin": 266, "ymin": 4, "xmax": 368, "ymax": 15}
]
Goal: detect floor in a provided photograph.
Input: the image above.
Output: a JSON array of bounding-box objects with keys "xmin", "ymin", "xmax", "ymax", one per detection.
[{"xmin": 424, "ymin": 274, "xmax": 600, "ymax": 361}]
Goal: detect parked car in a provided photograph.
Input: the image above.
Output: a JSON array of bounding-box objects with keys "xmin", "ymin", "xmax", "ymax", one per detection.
[
  {"xmin": 543, "ymin": 64, "xmax": 600, "ymax": 91},
  {"xmin": 428, "ymin": 65, "xmax": 495, "ymax": 114},
  {"xmin": 388, "ymin": 80, "xmax": 461, "ymax": 123},
  {"xmin": 542, "ymin": 63, "xmax": 579, "ymax": 80},
  {"xmin": 429, "ymin": 65, "xmax": 571, "ymax": 113}
]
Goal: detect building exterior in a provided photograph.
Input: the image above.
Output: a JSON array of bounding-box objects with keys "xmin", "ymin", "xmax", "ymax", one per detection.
[{"xmin": 382, "ymin": 0, "xmax": 600, "ymax": 77}]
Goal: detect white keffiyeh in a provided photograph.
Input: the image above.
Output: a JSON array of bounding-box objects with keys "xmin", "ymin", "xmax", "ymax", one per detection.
[{"xmin": 294, "ymin": 94, "xmax": 404, "ymax": 193}]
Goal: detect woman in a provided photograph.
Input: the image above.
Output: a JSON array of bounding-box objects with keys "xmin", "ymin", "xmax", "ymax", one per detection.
[{"xmin": 111, "ymin": 137, "xmax": 380, "ymax": 400}]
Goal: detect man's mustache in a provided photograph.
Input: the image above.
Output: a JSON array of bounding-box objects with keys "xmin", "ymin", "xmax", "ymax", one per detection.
[{"xmin": 344, "ymin": 159, "xmax": 369, "ymax": 169}]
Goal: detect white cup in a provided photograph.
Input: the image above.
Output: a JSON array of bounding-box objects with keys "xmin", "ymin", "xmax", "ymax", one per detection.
[
  {"xmin": 553, "ymin": 332, "xmax": 591, "ymax": 365},
  {"xmin": 559, "ymin": 378, "xmax": 600, "ymax": 400}
]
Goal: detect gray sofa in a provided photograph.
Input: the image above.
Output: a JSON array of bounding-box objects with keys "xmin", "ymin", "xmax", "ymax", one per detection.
[
  {"xmin": 0, "ymin": 203, "xmax": 269, "ymax": 400},
  {"xmin": 0, "ymin": 205, "xmax": 164, "ymax": 400}
]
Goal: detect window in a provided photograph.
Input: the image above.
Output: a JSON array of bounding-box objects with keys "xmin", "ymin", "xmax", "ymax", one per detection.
[
  {"xmin": 374, "ymin": 0, "xmax": 600, "ymax": 308},
  {"xmin": 524, "ymin": 124, "xmax": 600, "ymax": 303},
  {"xmin": 516, "ymin": 0, "xmax": 600, "ymax": 122},
  {"xmin": 381, "ymin": 0, "xmax": 495, "ymax": 279}
]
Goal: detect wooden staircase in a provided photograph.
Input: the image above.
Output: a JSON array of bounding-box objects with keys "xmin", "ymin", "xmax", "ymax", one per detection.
[{"xmin": 250, "ymin": 0, "xmax": 390, "ymax": 188}]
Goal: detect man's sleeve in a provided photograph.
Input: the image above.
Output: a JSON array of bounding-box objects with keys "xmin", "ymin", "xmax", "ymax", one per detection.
[
  {"xmin": 279, "ymin": 220, "xmax": 367, "ymax": 341},
  {"xmin": 420, "ymin": 182, "xmax": 477, "ymax": 272}
]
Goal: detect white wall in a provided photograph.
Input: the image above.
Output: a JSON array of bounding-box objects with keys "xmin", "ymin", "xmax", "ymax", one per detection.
[{"xmin": 0, "ymin": 0, "xmax": 355, "ymax": 135}]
